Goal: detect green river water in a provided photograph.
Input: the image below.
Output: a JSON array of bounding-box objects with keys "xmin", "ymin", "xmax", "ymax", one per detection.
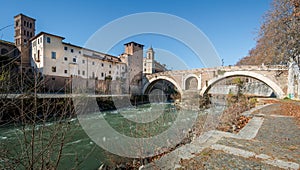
[{"xmin": 1, "ymin": 103, "xmax": 201, "ymax": 169}]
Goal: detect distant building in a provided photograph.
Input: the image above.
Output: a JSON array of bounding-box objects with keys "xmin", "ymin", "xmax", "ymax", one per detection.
[
  {"xmin": 143, "ymin": 46, "xmax": 167, "ymax": 74},
  {"xmin": 1, "ymin": 13, "xmax": 167, "ymax": 94}
]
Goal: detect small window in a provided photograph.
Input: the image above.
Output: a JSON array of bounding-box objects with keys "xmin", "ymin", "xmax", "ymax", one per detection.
[
  {"xmin": 101, "ymin": 63, "xmax": 104, "ymax": 67},
  {"xmin": 40, "ymin": 37, "xmax": 42, "ymax": 43},
  {"xmin": 73, "ymin": 57, "xmax": 77, "ymax": 63},
  {"xmin": 64, "ymin": 70, "xmax": 67, "ymax": 74},
  {"xmin": 82, "ymin": 60, "xmax": 85, "ymax": 64},
  {"xmin": 71, "ymin": 49, "xmax": 74, "ymax": 53},
  {"xmin": 64, "ymin": 46, "xmax": 68, "ymax": 51},
  {"xmin": 52, "ymin": 77, "xmax": 56, "ymax": 80},
  {"xmin": 109, "ymin": 71, "xmax": 111, "ymax": 74},
  {"xmin": 92, "ymin": 61, "xmax": 95, "ymax": 65},
  {"xmin": 92, "ymin": 72, "xmax": 95, "ymax": 78},
  {"xmin": 47, "ymin": 37, "xmax": 51, "ymax": 43},
  {"xmin": 101, "ymin": 73, "xmax": 104, "ymax": 77},
  {"xmin": 64, "ymin": 57, "xmax": 68, "ymax": 61},
  {"xmin": 109, "ymin": 64, "xmax": 111, "ymax": 68},
  {"xmin": 79, "ymin": 51, "xmax": 81, "ymax": 54},
  {"xmin": 52, "ymin": 67, "xmax": 56, "ymax": 72},
  {"xmin": 144, "ymin": 69, "xmax": 146, "ymax": 72},
  {"xmin": 29, "ymin": 23, "xmax": 32, "ymax": 28},
  {"xmin": 78, "ymin": 70, "xmax": 80, "ymax": 75},
  {"xmin": 82, "ymin": 70, "xmax": 85, "ymax": 75},
  {"xmin": 51, "ymin": 52, "xmax": 56, "ymax": 59}
]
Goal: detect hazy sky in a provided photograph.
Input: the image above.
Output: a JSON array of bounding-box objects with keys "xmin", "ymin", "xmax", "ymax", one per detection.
[{"xmin": 0, "ymin": 0, "xmax": 272, "ymax": 69}]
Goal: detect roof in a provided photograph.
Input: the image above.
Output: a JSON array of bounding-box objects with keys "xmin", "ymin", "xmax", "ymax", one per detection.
[
  {"xmin": 0, "ymin": 39, "xmax": 15, "ymax": 47},
  {"xmin": 124, "ymin": 41, "xmax": 144, "ymax": 47},
  {"xmin": 30, "ymin": 32, "xmax": 65, "ymax": 41},
  {"xmin": 14, "ymin": 13, "xmax": 36, "ymax": 21}
]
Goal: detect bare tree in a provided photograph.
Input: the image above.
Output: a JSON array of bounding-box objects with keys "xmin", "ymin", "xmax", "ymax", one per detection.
[
  {"xmin": 237, "ymin": 0, "xmax": 300, "ymax": 65},
  {"xmin": 0, "ymin": 49, "xmax": 77, "ymax": 169}
]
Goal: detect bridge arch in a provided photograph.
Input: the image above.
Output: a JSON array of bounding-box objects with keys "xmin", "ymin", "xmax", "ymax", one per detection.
[
  {"xmin": 143, "ymin": 76, "xmax": 183, "ymax": 95},
  {"xmin": 200, "ymin": 71, "xmax": 285, "ymax": 98},
  {"xmin": 183, "ymin": 74, "xmax": 201, "ymax": 90}
]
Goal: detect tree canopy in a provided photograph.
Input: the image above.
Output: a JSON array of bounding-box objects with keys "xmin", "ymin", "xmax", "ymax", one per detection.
[{"xmin": 237, "ymin": 0, "xmax": 300, "ymax": 65}]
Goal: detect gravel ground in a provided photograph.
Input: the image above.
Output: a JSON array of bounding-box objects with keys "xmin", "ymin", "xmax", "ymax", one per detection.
[
  {"xmin": 178, "ymin": 104, "xmax": 300, "ymax": 170},
  {"xmin": 179, "ymin": 148, "xmax": 281, "ymax": 170}
]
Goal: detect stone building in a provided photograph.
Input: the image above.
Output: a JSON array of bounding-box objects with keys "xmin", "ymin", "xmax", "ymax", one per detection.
[
  {"xmin": 1, "ymin": 13, "xmax": 167, "ymax": 95},
  {"xmin": 143, "ymin": 46, "xmax": 167, "ymax": 74}
]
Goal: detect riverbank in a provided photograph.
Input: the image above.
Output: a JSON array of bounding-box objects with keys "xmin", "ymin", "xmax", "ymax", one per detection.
[{"xmin": 142, "ymin": 101, "xmax": 300, "ymax": 170}]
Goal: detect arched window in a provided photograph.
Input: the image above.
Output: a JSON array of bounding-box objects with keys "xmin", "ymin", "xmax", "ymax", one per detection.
[{"xmin": 1, "ymin": 48, "xmax": 9, "ymax": 55}]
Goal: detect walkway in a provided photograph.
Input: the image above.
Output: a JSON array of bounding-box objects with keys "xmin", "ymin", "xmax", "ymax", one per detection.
[{"xmin": 142, "ymin": 104, "xmax": 300, "ymax": 170}]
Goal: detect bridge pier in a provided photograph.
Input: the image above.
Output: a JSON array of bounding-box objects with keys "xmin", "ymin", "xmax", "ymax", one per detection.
[{"xmin": 288, "ymin": 61, "xmax": 300, "ymax": 99}]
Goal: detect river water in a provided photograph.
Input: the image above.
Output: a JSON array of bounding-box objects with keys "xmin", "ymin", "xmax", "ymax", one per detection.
[{"xmin": 1, "ymin": 103, "xmax": 210, "ymax": 169}]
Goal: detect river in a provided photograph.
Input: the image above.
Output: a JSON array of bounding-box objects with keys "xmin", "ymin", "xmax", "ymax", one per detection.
[{"xmin": 1, "ymin": 103, "xmax": 209, "ymax": 169}]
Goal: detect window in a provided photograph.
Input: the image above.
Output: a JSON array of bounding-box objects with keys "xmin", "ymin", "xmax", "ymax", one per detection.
[
  {"xmin": 101, "ymin": 73, "xmax": 104, "ymax": 77},
  {"xmin": 64, "ymin": 70, "xmax": 67, "ymax": 74},
  {"xmin": 92, "ymin": 72, "xmax": 95, "ymax": 78},
  {"xmin": 79, "ymin": 51, "xmax": 81, "ymax": 54},
  {"xmin": 71, "ymin": 49, "xmax": 74, "ymax": 53},
  {"xmin": 64, "ymin": 46, "xmax": 68, "ymax": 51},
  {"xmin": 51, "ymin": 52, "xmax": 56, "ymax": 59},
  {"xmin": 109, "ymin": 64, "xmax": 111, "ymax": 68},
  {"xmin": 40, "ymin": 37, "xmax": 42, "ymax": 43},
  {"xmin": 36, "ymin": 50, "xmax": 40, "ymax": 62},
  {"xmin": 38, "ymin": 39, "xmax": 39, "ymax": 44},
  {"xmin": 29, "ymin": 23, "xmax": 32, "ymax": 28},
  {"xmin": 92, "ymin": 61, "xmax": 95, "ymax": 65},
  {"xmin": 101, "ymin": 63, "xmax": 104, "ymax": 67},
  {"xmin": 117, "ymin": 65, "xmax": 119, "ymax": 69},
  {"xmin": 82, "ymin": 70, "xmax": 85, "ymax": 75},
  {"xmin": 46, "ymin": 37, "xmax": 51, "ymax": 43},
  {"xmin": 52, "ymin": 77, "xmax": 56, "ymax": 80},
  {"xmin": 82, "ymin": 60, "xmax": 85, "ymax": 64},
  {"xmin": 16, "ymin": 20, "xmax": 19, "ymax": 27},
  {"xmin": 78, "ymin": 70, "xmax": 80, "ymax": 75},
  {"xmin": 52, "ymin": 67, "xmax": 56, "ymax": 72},
  {"xmin": 109, "ymin": 71, "xmax": 111, "ymax": 74},
  {"xmin": 73, "ymin": 57, "xmax": 77, "ymax": 63}
]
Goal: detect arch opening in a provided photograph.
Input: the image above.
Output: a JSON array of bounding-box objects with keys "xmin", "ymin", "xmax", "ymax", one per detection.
[
  {"xmin": 200, "ymin": 71, "xmax": 285, "ymax": 99},
  {"xmin": 185, "ymin": 77, "xmax": 198, "ymax": 90},
  {"xmin": 143, "ymin": 77, "xmax": 182, "ymax": 103}
]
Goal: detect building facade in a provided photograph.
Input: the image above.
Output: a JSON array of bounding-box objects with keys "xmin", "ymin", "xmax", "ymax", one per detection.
[
  {"xmin": 2, "ymin": 13, "xmax": 167, "ymax": 94},
  {"xmin": 143, "ymin": 46, "xmax": 168, "ymax": 74}
]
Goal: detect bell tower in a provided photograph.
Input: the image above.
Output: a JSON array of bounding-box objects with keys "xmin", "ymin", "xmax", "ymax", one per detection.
[{"xmin": 14, "ymin": 13, "xmax": 36, "ymax": 68}]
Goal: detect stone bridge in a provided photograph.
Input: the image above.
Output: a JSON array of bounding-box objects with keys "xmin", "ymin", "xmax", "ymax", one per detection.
[{"xmin": 143, "ymin": 64, "xmax": 300, "ymax": 99}]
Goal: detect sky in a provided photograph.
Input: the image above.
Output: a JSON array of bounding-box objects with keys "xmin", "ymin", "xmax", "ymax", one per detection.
[{"xmin": 0, "ymin": 0, "xmax": 273, "ymax": 69}]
